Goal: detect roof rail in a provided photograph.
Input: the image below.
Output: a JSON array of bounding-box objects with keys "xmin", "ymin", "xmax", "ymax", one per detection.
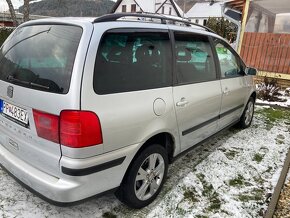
[{"xmin": 93, "ymin": 13, "xmax": 215, "ymax": 33}]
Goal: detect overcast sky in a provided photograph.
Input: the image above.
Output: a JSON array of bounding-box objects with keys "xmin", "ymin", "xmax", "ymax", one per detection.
[{"xmin": 0, "ymin": 0, "xmax": 25, "ymax": 12}]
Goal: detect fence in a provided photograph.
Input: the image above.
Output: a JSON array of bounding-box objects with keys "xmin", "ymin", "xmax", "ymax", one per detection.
[{"xmin": 240, "ymin": 32, "xmax": 290, "ymax": 74}]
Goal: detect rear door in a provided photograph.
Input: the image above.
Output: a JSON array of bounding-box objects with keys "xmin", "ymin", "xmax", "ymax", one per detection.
[
  {"xmin": 212, "ymin": 38, "xmax": 248, "ymax": 130},
  {"xmin": 81, "ymin": 24, "xmax": 178, "ymax": 154},
  {"xmin": 0, "ymin": 23, "xmax": 89, "ymax": 176},
  {"xmin": 172, "ymin": 31, "xmax": 222, "ymax": 151}
]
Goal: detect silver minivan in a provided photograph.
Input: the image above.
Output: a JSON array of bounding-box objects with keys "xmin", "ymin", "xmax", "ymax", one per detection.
[{"xmin": 0, "ymin": 13, "xmax": 256, "ymax": 208}]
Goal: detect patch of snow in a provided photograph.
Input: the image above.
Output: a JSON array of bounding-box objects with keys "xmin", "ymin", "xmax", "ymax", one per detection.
[
  {"xmin": 148, "ymin": 111, "xmax": 290, "ymax": 217},
  {"xmin": 256, "ymin": 87, "xmax": 290, "ymax": 108}
]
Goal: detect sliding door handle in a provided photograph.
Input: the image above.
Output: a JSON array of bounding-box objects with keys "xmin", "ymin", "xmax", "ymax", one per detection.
[{"xmin": 176, "ymin": 98, "xmax": 189, "ymax": 107}]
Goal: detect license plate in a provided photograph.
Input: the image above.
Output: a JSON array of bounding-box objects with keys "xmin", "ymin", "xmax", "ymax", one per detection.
[{"xmin": 0, "ymin": 99, "xmax": 29, "ymax": 125}]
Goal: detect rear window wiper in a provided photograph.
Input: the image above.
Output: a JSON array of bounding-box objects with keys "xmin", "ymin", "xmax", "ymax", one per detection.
[{"xmin": 7, "ymin": 75, "xmax": 50, "ymax": 90}]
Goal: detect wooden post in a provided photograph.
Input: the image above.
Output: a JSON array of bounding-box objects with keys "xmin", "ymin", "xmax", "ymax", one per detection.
[{"xmin": 237, "ymin": 0, "xmax": 250, "ymax": 54}]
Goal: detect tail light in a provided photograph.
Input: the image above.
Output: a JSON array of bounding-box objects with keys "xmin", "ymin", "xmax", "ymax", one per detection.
[
  {"xmin": 60, "ymin": 110, "xmax": 103, "ymax": 148},
  {"xmin": 33, "ymin": 110, "xmax": 103, "ymax": 148},
  {"xmin": 33, "ymin": 109, "xmax": 59, "ymax": 143}
]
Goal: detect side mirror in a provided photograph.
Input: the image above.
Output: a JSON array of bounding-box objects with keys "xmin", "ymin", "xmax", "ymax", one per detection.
[{"xmin": 246, "ymin": 67, "xmax": 257, "ymax": 76}]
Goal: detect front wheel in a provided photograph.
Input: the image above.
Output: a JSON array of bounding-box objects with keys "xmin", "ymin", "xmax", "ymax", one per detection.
[
  {"xmin": 238, "ymin": 97, "xmax": 255, "ymax": 128},
  {"xmin": 115, "ymin": 144, "xmax": 168, "ymax": 208}
]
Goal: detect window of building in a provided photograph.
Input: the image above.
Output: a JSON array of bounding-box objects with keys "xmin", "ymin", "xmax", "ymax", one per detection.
[
  {"xmin": 169, "ymin": 7, "xmax": 172, "ymax": 15},
  {"xmin": 174, "ymin": 32, "xmax": 217, "ymax": 84},
  {"xmin": 203, "ymin": 19, "xmax": 207, "ymax": 26},
  {"xmin": 195, "ymin": 19, "xmax": 199, "ymax": 24},
  {"xmin": 122, "ymin": 5, "xmax": 126, "ymax": 12},
  {"xmin": 162, "ymin": 6, "xmax": 165, "ymax": 14},
  {"xmin": 94, "ymin": 30, "xmax": 172, "ymax": 94},
  {"xmin": 131, "ymin": 4, "xmax": 136, "ymax": 12}
]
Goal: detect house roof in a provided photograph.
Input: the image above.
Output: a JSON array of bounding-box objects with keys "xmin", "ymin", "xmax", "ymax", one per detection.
[
  {"xmin": 171, "ymin": 0, "xmax": 184, "ymax": 17},
  {"xmin": 110, "ymin": 0, "xmax": 183, "ymax": 17},
  {"xmin": 225, "ymin": 0, "xmax": 245, "ymax": 13},
  {"xmin": 186, "ymin": 1, "xmax": 224, "ymax": 18},
  {"xmin": 110, "ymin": 0, "xmax": 122, "ymax": 13}
]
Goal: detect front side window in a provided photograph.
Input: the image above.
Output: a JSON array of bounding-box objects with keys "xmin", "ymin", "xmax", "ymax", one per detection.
[
  {"xmin": 174, "ymin": 32, "xmax": 217, "ymax": 84},
  {"xmin": 0, "ymin": 25, "xmax": 82, "ymax": 94},
  {"xmin": 214, "ymin": 39, "xmax": 243, "ymax": 78},
  {"xmin": 94, "ymin": 30, "xmax": 172, "ymax": 94}
]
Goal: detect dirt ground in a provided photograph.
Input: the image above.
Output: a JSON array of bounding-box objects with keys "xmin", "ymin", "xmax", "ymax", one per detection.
[{"xmin": 274, "ymin": 178, "xmax": 290, "ymax": 218}]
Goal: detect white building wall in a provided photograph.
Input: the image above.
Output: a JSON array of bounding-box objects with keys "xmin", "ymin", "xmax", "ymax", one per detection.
[
  {"xmin": 115, "ymin": 0, "xmax": 142, "ymax": 13},
  {"xmin": 189, "ymin": 18, "xmax": 207, "ymax": 25},
  {"xmin": 156, "ymin": 2, "xmax": 178, "ymax": 16},
  {"xmin": 114, "ymin": 0, "xmax": 181, "ymax": 16}
]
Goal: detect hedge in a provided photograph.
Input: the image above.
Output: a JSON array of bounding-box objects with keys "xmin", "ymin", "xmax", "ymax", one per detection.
[{"xmin": 0, "ymin": 27, "xmax": 15, "ymax": 47}]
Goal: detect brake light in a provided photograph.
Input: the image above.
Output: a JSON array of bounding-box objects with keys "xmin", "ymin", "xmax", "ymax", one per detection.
[
  {"xmin": 33, "ymin": 110, "xmax": 103, "ymax": 148},
  {"xmin": 60, "ymin": 110, "xmax": 103, "ymax": 148},
  {"xmin": 33, "ymin": 109, "xmax": 59, "ymax": 143}
]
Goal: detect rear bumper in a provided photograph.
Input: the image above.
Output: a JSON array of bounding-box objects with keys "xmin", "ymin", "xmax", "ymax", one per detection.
[{"xmin": 0, "ymin": 142, "xmax": 140, "ymax": 203}]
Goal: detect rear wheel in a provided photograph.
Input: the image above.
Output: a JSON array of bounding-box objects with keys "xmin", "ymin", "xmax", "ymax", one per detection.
[
  {"xmin": 238, "ymin": 97, "xmax": 255, "ymax": 128},
  {"xmin": 115, "ymin": 144, "xmax": 168, "ymax": 208}
]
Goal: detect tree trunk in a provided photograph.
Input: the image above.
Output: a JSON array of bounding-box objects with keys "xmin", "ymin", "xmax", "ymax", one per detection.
[
  {"xmin": 5, "ymin": 0, "xmax": 18, "ymax": 26},
  {"xmin": 23, "ymin": 0, "xmax": 30, "ymax": 22}
]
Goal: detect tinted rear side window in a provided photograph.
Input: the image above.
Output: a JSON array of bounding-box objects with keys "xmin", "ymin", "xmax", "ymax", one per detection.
[
  {"xmin": 0, "ymin": 25, "xmax": 82, "ymax": 94},
  {"xmin": 174, "ymin": 32, "xmax": 216, "ymax": 84},
  {"xmin": 94, "ymin": 30, "xmax": 172, "ymax": 94}
]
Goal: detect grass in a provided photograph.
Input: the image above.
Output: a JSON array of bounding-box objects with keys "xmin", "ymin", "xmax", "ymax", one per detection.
[
  {"xmin": 238, "ymin": 188, "xmax": 264, "ymax": 202},
  {"xmin": 196, "ymin": 215, "xmax": 209, "ymax": 218},
  {"xmin": 102, "ymin": 212, "xmax": 117, "ymax": 218},
  {"xmin": 229, "ymin": 174, "xmax": 245, "ymax": 187},
  {"xmin": 197, "ymin": 173, "xmax": 222, "ymax": 212},
  {"xmin": 183, "ymin": 188, "xmax": 198, "ymax": 203},
  {"xmin": 256, "ymin": 107, "xmax": 290, "ymax": 130},
  {"xmin": 254, "ymin": 175, "xmax": 265, "ymax": 184},
  {"xmin": 253, "ymin": 153, "xmax": 264, "ymax": 163},
  {"xmin": 264, "ymin": 166, "xmax": 273, "ymax": 173},
  {"xmin": 224, "ymin": 150, "xmax": 238, "ymax": 160},
  {"xmin": 275, "ymin": 134, "xmax": 285, "ymax": 145}
]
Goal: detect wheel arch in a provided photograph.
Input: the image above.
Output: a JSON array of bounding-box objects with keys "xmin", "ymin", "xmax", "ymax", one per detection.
[
  {"xmin": 250, "ymin": 91, "xmax": 257, "ymax": 101},
  {"xmin": 120, "ymin": 132, "xmax": 176, "ymax": 184}
]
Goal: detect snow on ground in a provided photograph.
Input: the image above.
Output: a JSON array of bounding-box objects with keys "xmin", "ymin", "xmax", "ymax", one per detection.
[
  {"xmin": 256, "ymin": 97, "xmax": 290, "ymax": 108},
  {"xmin": 0, "ymin": 106, "xmax": 289, "ymax": 218},
  {"xmin": 147, "ymin": 106, "xmax": 290, "ymax": 218},
  {"xmin": 256, "ymin": 87, "xmax": 290, "ymax": 108}
]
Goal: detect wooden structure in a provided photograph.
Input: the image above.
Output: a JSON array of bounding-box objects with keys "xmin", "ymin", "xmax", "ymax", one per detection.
[{"xmin": 241, "ymin": 32, "xmax": 290, "ymax": 74}]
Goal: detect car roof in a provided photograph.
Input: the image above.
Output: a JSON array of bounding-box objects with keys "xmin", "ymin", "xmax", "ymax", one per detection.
[{"xmin": 20, "ymin": 13, "xmax": 225, "ymax": 42}]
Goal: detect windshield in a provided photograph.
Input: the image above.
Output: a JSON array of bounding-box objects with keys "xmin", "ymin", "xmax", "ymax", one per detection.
[{"xmin": 0, "ymin": 24, "xmax": 82, "ymax": 94}]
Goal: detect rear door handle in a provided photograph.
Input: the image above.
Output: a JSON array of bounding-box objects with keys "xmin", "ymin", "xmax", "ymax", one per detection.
[
  {"xmin": 176, "ymin": 98, "xmax": 189, "ymax": 107},
  {"xmin": 223, "ymin": 88, "xmax": 230, "ymax": 95}
]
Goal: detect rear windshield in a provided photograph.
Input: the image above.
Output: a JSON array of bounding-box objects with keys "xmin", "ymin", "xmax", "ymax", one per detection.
[{"xmin": 0, "ymin": 25, "xmax": 82, "ymax": 94}]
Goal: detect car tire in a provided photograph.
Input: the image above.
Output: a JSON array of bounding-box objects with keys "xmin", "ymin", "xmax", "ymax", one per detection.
[
  {"xmin": 238, "ymin": 97, "xmax": 255, "ymax": 128},
  {"xmin": 115, "ymin": 144, "xmax": 168, "ymax": 209}
]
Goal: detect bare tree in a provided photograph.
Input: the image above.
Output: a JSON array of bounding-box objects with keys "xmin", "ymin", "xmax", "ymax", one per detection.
[
  {"xmin": 23, "ymin": 0, "xmax": 30, "ymax": 22},
  {"xmin": 5, "ymin": 0, "xmax": 18, "ymax": 26}
]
